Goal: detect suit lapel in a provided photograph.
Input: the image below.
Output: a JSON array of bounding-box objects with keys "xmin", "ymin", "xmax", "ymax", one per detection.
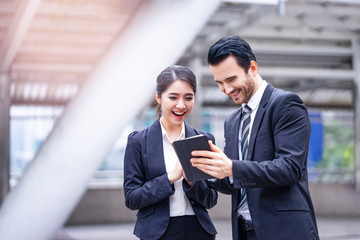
[
  {"xmin": 230, "ymin": 108, "xmax": 242, "ymax": 159},
  {"xmin": 184, "ymin": 121, "xmax": 197, "ymax": 138},
  {"xmin": 248, "ymin": 84, "xmax": 274, "ymax": 159},
  {"xmin": 146, "ymin": 119, "xmax": 167, "ymax": 178},
  {"xmin": 146, "ymin": 120, "xmax": 195, "ymax": 178}
]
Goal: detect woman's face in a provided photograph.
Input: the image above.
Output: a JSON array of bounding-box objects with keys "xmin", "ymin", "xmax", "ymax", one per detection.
[{"xmin": 156, "ymin": 80, "xmax": 195, "ymax": 128}]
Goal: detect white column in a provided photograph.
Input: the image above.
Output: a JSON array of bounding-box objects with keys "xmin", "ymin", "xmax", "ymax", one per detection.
[{"xmin": 0, "ymin": 1, "xmax": 221, "ymax": 239}]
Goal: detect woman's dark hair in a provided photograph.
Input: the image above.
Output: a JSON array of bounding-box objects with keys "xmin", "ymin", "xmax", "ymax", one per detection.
[
  {"xmin": 156, "ymin": 65, "xmax": 196, "ymax": 117},
  {"xmin": 207, "ymin": 35, "xmax": 257, "ymax": 73}
]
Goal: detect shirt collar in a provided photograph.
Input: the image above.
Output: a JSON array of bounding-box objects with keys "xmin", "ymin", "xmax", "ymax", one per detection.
[
  {"xmin": 242, "ymin": 80, "xmax": 267, "ymax": 110},
  {"xmin": 159, "ymin": 117, "xmax": 185, "ymax": 143}
]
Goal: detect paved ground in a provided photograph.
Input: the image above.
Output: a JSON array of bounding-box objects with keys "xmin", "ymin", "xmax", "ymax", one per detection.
[{"xmin": 54, "ymin": 217, "xmax": 360, "ymax": 240}]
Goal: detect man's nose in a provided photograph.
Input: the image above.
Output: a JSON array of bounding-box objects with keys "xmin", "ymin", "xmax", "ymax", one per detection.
[{"xmin": 224, "ymin": 84, "xmax": 233, "ymax": 95}]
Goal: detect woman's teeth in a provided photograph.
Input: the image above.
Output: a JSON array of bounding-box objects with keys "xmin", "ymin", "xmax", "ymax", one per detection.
[{"xmin": 173, "ymin": 111, "xmax": 185, "ymax": 116}]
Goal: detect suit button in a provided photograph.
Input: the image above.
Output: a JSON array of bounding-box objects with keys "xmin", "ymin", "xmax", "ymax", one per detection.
[{"xmin": 190, "ymin": 201, "xmax": 195, "ymax": 204}]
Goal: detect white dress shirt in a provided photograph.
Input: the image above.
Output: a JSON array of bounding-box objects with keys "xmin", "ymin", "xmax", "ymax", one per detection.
[{"xmin": 160, "ymin": 118, "xmax": 195, "ymax": 217}]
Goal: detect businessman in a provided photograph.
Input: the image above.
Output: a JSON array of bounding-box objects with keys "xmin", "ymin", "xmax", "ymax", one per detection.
[{"xmin": 191, "ymin": 36, "xmax": 319, "ymax": 240}]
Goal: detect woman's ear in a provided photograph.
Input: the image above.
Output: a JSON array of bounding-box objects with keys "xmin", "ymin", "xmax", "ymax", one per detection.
[{"xmin": 155, "ymin": 91, "xmax": 161, "ymax": 104}]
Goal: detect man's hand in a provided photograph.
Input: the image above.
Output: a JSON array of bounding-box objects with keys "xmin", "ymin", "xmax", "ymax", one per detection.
[{"xmin": 191, "ymin": 140, "xmax": 233, "ymax": 179}]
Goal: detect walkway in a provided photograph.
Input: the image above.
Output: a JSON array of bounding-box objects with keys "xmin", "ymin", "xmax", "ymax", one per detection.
[{"xmin": 54, "ymin": 217, "xmax": 360, "ymax": 240}]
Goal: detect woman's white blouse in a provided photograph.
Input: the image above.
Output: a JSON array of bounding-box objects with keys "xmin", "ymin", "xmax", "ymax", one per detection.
[{"xmin": 160, "ymin": 118, "xmax": 195, "ymax": 217}]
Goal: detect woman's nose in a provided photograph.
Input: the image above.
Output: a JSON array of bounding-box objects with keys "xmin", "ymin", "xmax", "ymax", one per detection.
[{"xmin": 176, "ymin": 99, "xmax": 186, "ymax": 109}]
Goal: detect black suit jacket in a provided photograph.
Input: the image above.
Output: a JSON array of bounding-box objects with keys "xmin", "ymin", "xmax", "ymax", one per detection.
[
  {"xmin": 123, "ymin": 119, "xmax": 217, "ymax": 240},
  {"xmin": 210, "ymin": 84, "xmax": 319, "ymax": 240}
]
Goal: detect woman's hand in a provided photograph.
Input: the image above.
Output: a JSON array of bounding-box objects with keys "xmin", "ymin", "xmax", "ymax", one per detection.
[{"xmin": 168, "ymin": 160, "xmax": 183, "ymax": 184}]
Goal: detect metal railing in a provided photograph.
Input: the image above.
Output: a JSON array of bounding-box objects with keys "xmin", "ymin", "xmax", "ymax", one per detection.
[
  {"xmin": 308, "ymin": 167, "xmax": 355, "ymax": 184},
  {"xmin": 10, "ymin": 167, "xmax": 355, "ymax": 190}
]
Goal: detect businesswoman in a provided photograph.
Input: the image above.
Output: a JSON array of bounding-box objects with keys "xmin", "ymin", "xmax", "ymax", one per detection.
[{"xmin": 123, "ymin": 65, "xmax": 217, "ymax": 240}]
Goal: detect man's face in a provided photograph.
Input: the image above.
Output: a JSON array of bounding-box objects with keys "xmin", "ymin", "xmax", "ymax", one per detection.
[{"xmin": 210, "ymin": 56, "xmax": 256, "ymax": 105}]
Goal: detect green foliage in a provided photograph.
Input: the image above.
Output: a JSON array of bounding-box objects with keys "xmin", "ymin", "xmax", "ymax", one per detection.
[{"xmin": 317, "ymin": 119, "xmax": 355, "ymax": 169}]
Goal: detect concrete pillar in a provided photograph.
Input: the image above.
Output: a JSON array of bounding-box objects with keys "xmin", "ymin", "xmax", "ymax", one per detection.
[
  {"xmin": 353, "ymin": 38, "xmax": 360, "ymax": 192},
  {"xmin": 0, "ymin": 1, "xmax": 221, "ymax": 239},
  {"xmin": 0, "ymin": 74, "xmax": 10, "ymax": 204}
]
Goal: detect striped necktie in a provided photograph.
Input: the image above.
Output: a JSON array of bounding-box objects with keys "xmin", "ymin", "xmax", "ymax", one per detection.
[
  {"xmin": 237, "ymin": 104, "xmax": 252, "ymax": 213},
  {"xmin": 241, "ymin": 104, "xmax": 252, "ymax": 161}
]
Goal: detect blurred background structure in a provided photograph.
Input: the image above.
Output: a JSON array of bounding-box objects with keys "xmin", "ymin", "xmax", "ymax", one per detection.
[{"xmin": 0, "ymin": 0, "xmax": 360, "ymax": 239}]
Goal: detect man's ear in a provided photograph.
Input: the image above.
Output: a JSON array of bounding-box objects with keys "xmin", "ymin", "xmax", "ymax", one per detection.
[
  {"xmin": 155, "ymin": 91, "xmax": 161, "ymax": 104},
  {"xmin": 249, "ymin": 60, "xmax": 258, "ymax": 76}
]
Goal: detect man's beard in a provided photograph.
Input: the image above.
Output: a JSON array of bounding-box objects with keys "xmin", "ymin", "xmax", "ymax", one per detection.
[{"xmin": 236, "ymin": 76, "xmax": 254, "ymax": 104}]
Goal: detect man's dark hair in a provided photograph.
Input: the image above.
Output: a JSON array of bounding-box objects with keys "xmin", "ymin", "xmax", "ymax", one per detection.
[{"xmin": 207, "ymin": 36, "xmax": 257, "ymax": 73}]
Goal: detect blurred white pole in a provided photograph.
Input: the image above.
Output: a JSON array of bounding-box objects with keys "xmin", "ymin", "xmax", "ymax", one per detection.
[{"xmin": 0, "ymin": 0, "xmax": 220, "ymax": 239}]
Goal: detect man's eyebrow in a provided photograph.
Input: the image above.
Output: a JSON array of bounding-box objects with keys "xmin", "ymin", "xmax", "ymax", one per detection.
[
  {"xmin": 215, "ymin": 75, "xmax": 237, "ymax": 83},
  {"xmin": 225, "ymin": 75, "xmax": 237, "ymax": 81}
]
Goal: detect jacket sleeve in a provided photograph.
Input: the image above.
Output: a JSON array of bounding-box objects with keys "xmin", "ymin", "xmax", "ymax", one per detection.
[
  {"xmin": 206, "ymin": 177, "xmax": 233, "ymax": 195},
  {"xmin": 183, "ymin": 180, "xmax": 218, "ymax": 209},
  {"xmin": 206, "ymin": 118, "xmax": 234, "ymax": 194},
  {"xmin": 123, "ymin": 132, "xmax": 174, "ymax": 210}
]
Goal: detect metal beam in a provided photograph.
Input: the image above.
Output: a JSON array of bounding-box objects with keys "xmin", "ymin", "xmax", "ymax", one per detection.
[
  {"xmin": 260, "ymin": 67, "xmax": 355, "ymax": 81},
  {"xmin": 353, "ymin": 38, "xmax": 360, "ymax": 192},
  {"xmin": 0, "ymin": 74, "xmax": 10, "ymax": 204},
  {"xmin": 0, "ymin": 0, "xmax": 221, "ymax": 239},
  {"xmin": 11, "ymin": 72, "xmax": 86, "ymax": 84},
  {"xmin": 311, "ymin": 0, "xmax": 360, "ymax": 4},
  {"xmin": 0, "ymin": 0, "xmax": 41, "ymax": 72},
  {"xmin": 240, "ymin": 28, "xmax": 359, "ymax": 41},
  {"xmin": 183, "ymin": 3, "xmax": 275, "ymax": 60},
  {"xmin": 254, "ymin": 15, "xmax": 360, "ymax": 32},
  {"xmin": 251, "ymin": 44, "xmax": 353, "ymax": 57},
  {"xmin": 285, "ymin": 1, "xmax": 360, "ymax": 16},
  {"xmin": 0, "ymin": 0, "xmax": 41, "ymax": 204},
  {"xmin": 223, "ymin": 0, "xmax": 279, "ymax": 4},
  {"xmin": 11, "ymin": 62, "xmax": 93, "ymax": 74},
  {"xmin": 184, "ymin": 62, "xmax": 355, "ymax": 85}
]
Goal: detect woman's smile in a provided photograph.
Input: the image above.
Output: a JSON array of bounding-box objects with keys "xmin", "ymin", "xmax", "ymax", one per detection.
[{"xmin": 172, "ymin": 111, "xmax": 186, "ymax": 120}]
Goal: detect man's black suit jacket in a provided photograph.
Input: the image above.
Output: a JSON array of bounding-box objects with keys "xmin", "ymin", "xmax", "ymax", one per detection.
[{"xmin": 210, "ymin": 84, "xmax": 319, "ymax": 240}]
